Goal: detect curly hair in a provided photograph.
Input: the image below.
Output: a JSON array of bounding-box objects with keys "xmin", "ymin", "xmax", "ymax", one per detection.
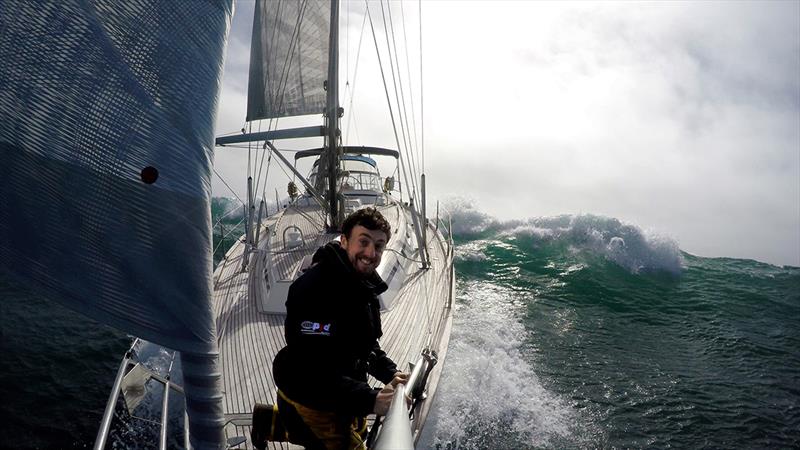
[{"xmin": 341, "ymin": 207, "xmax": 392, "ymax": 241}]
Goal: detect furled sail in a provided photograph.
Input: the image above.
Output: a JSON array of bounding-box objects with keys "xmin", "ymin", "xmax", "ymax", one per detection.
[
  {"xmin": 0, "ymin": 0, "xmax": 232, "ymax": 447},
  {"xmin": 247, "ymin": 0, "xmax": 331, "ymax": 120}
]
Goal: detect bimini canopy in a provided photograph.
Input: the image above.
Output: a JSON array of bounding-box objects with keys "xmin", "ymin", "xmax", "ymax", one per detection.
[{"xmin": 295, "ymin": 146, "xmax": 399, "ymax": 160}]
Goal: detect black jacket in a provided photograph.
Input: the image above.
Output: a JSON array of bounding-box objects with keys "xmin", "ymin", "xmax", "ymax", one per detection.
[{"xmin": 272, "ymin": 242, "xmax": 398, "ymax": 416}]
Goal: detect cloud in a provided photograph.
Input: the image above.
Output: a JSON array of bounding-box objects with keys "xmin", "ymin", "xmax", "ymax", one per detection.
[{"xmin": 214, "ymin": 1, "xmax": 799, "ymax": 266}]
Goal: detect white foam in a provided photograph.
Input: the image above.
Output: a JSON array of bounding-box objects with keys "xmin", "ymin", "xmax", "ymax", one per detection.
[
  {"xmin": 441, "ymin": 197, "xmax": 684, "ymax": 274},
  {"xmin": 545, "ymin": 214, "xmax": 684, "ymax": 274},
  {"xmin": 419, "ymin": 281, "xmax": 580, "ymax": 449},
  {"xmin": 440, "ymin": 196, "xmax": 498, "ymax": 236},
  {"xmin": 454, "ymin": 240, "xmax": 490, "ymax": 262}
]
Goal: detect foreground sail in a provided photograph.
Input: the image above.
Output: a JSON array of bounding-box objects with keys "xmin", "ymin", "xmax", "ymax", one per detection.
[
  {"xmin": 7, "ymin": 0, "xmax": 456, "ymax": 446},
  {"xmin": 0, "ymin": 1, "xmax": 234, "ymax": 447}
]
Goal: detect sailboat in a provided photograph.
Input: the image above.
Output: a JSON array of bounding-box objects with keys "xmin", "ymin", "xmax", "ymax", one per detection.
[{"xmin": 0, "ymin": 0, "xmax": 454, "ymax": 448}]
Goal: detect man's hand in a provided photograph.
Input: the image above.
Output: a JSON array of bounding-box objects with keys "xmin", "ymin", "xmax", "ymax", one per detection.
[
  {"xmin": 374, "ymin": 372, "xmax": 413, "ymax": 415},
  {"xmin": 391, "ymin": 372, "xmax": 414, "ymax": 408},
  {"xmin": 390, "ymin": 371, "xmax": 409, "ymax": 388},
  {"xmin": 373, "ymin": 385, "xmax": 395, "ymax": 415}
]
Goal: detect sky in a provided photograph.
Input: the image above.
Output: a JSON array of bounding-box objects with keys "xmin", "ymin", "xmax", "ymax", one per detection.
[{"xmin": 212, "ymin": 1, "xmax": 800, "ymax": 267}]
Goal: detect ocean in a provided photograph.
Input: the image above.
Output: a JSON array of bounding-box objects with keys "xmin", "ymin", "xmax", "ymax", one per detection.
[{"xmin": 1, "ymin": 200, "xmax": 798, "ymax": 449}]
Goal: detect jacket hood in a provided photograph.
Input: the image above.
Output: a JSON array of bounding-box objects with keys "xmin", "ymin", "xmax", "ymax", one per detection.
[{"xmin": 313, "ymin": 242, "xmax": 389, "ymax": 295}]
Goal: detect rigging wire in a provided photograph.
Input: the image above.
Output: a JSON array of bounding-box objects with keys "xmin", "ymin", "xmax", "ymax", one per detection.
[
  {"xmin": 383, "ymin": 1, "xmax": 420, "ymax": 195},
  {"xmin": 252, "ymin": 122, "xmax": 272, "ymax": 201},
  {"xmin": 390, "ymin": 0, "xmax": 420, "ymax": 181},
  {"xmin": 212, "ymin": 216, "xmax": 247, "ymax": 257},
  {"xmin": 419, "ymin": 0, "xmax": 425, "ymax": 173},
  {"xmin": 213, "ymin": 201, "xmax": 246, "ymax": 227},
  {"xmin": 365, "ymin": 1, "xmax": 415, "ymax": 207},
  {"xmin": 418, "ymin": 0, "xmax": 433, "ymax": 347},
  {"xmin": 270, "ymin": 148, "xmax": 302, "ymax": 187},
  {"xmin": 224, "ymin": 2, "xmax": 439, "ymax": 345},
  {"xmin": 379, "ymin": 1, "xmax": 420, "ymax": 200},
  {"xmin": 213, "ymin": 167, "xmax": 246, "ymax": 207},
  {"xmin": 240, "ymin": 0, "xmax": 430, "ymax": 225},
  {"xmin": 347, "ymin": 104, "xmax": 364, "ymax": 146},
  {"xmin": 392, "ymin": 1, "xmax": 434, "ymax": 344},
  {"xmin": 344, "ymin": 11, "xmax": 368, "ymax": 145},
  {"xmin": 399, "ymin": 0, "xmax": 421, "ymax": 168}
]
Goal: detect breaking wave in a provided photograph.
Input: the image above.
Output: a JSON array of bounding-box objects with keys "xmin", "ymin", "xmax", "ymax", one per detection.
[{"xmin": 441, "ymin": 197, "xmax": 684, "ymax": 275}]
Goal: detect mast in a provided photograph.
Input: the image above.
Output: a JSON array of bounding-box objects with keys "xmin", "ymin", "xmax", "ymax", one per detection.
[{"xmin": 324, "ymin": 0, "xmax": 341, "ymax": 230}]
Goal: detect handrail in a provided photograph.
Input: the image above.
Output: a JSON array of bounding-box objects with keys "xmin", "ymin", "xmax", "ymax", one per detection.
[
  {"xmin": 159, "ymin": 377, "xmax": 170, "ymax": 450},
  {"xmin": 149, "ymin": 372, "xmax": 184, "ymax": 394},
  {"xmin": 372, "ymin": 384, "xmax": 413, "ymax": 450},
  {"xmin": 94, "ymin": 339, "xmax": 139, "ymax": 450},
  {"xmin": 159, "ymin": 353, "xmax": 177, "ymax": 450},
  {"xmin": 95, "ymin": 341, "xmax": 185, "ymax": 450},
  {"xmin": 282, "ymin": 225, "xmax": 305, "ymax": 250},
  {"xmin": 372, "ymin": 349, "xmax": 438, "ymax": 450}
]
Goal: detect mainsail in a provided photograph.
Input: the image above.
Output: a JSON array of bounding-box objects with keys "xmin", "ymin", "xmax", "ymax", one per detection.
[
  {"xmin": 247, "ymin": 0, "xmax": 332, "ymax": 121},
  {"xmin": 0, "ymin": 1, "xmax": 233, "ymax": 447}
]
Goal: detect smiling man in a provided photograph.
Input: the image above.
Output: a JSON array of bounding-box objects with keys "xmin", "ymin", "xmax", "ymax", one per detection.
[{"xmin": 270, "ymin": 207, "xmax": 408, "ymax": 450}]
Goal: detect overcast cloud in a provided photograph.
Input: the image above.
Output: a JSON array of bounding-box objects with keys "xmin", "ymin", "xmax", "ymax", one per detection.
[{"xmin": 213, "ymin": 1, "xmax": 799, "ymax": 267}]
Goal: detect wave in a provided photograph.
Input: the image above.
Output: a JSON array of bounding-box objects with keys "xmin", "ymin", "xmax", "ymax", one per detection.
[
  {"xmin": 211, "ymin": 196, "xmax": 284, "ymax": 223},
  {"xmin": 211, "ymin": 196, "xmax": 246, "ymax": 222},
  {"xmin": 419, "ymin": 281, "xmax": 586, "ymax": 449},
  {"xmin": 441, "ymin": 197, "xmax": 684, "ymax": 275}
]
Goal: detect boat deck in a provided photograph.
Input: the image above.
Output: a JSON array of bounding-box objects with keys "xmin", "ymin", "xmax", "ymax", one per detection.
[{"xmin": 210, "ymin": 203, "xmax": 453, "ymax": 448}]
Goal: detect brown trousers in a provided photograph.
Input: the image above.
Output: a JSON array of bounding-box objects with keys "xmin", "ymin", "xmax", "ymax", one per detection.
[{"xmin": 277, "ymin": 390, "xmax": 367, "ymax": 450}]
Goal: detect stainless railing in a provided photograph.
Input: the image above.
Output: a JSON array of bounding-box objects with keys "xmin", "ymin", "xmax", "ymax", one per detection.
[
  {"xmin": 94, "ymin": 339, "xmax": 185, "ymax": 450},
  {"xmin": 94, "ymin": 342, "xmax": 136, "ymax": 450},
  {"xmin": 372, "ymin": 349, "xmax": 438, "ymax": 450},
  {"xmin": 373, "ymin": 383, "xmax": 414, "ymax": 449},
  {"xmin": 159, "ymin": 352, "xmax": 177, "ymax": 449}
]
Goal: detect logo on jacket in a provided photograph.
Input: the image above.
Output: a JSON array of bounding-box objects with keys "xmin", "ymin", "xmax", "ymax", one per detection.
[{"xmin": 300, "ymin": 320, "xmax": 332, "ymax": 336}]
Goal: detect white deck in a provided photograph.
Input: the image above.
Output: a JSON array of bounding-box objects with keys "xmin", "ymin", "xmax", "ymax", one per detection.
[{"xmin": 211, "ymin": 202, "xmax": 454, "ymax": 448}]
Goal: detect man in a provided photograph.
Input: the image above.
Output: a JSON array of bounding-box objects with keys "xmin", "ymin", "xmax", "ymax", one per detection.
[{"xmin": 272, "ymin": 207, "xmax": 408, "ymax": 450}]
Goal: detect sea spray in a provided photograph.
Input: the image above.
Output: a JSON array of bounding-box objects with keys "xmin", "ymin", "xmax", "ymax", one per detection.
[
  {"xmin": 441, "ymin": 196, "xmax": 683, "ymax": 275},
  {"xmin": 419, "ymin": 281, "xmax": 584, "ymax": 449}
]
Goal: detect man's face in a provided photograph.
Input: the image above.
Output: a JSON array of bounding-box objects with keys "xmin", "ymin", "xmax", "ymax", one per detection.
[{"xmin": 341, "ymin": 225, "xmax": 388, "ymax": 276}]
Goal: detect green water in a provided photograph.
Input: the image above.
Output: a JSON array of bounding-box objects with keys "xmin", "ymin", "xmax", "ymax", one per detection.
[
  {"xmin": 1, "ymin": 204, "xmax": 798, "ymax": 449},
  {"xmin": 421, "ymin": 212, "xmax": 799, "ymax": 449}
]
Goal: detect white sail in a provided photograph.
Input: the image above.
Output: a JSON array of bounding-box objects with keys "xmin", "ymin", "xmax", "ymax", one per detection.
[
  {"xmin": 0, "ymin": 1, "xmax": 233, "ymax": 447},
  {"xmin": 247, "ymin": 0, "xmax": 332, "ymax": 120}
]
